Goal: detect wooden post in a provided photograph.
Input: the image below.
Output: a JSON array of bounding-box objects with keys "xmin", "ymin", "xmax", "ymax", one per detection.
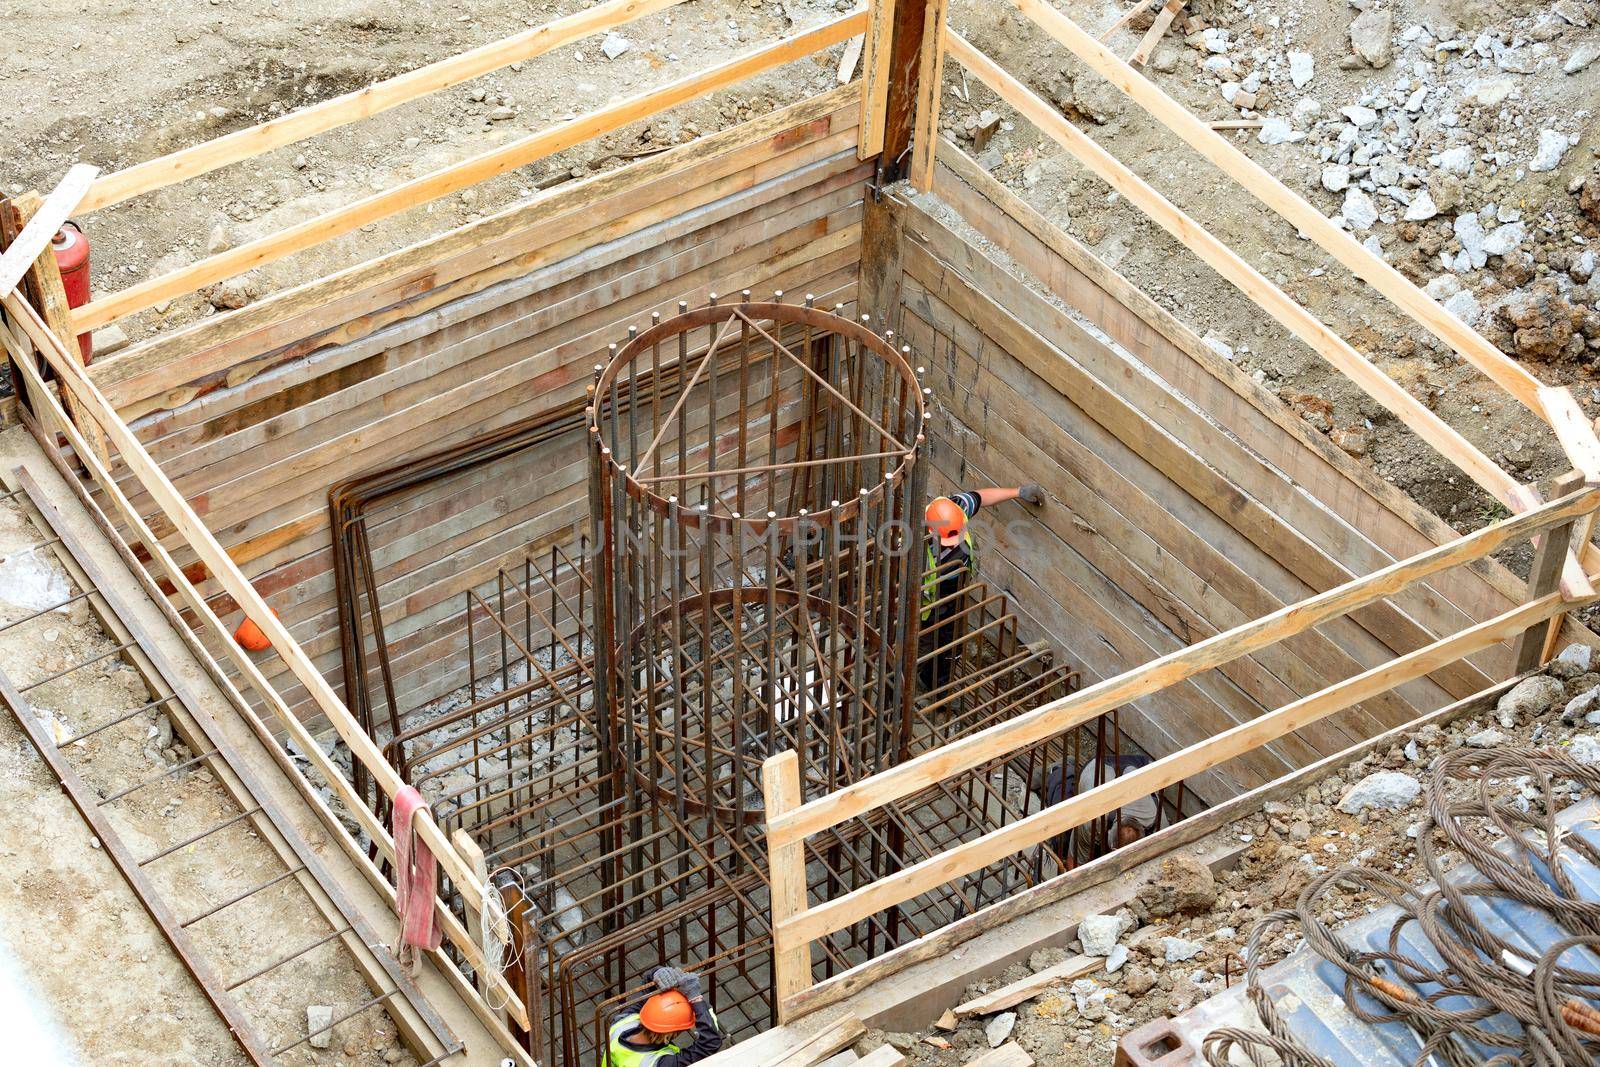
[
  {"xmin": 1516, "ymin": 472, "xmax": 1589, "ymax": 672},
  {"xmin": 500, "ymin": 878, "xmax": 541, "ymax": 1061},
  {"xmin": 907, "ymin": 0, "xmax": 949, "ymax": 192},
  {"xmin": 878, "ymin": 0, "xmax": 931, "ymax": 177},
  {"xmin": 857, "ymin": 0, "xmax": 897, "ymax": 159},
  {"xmin": 763, "ymin": 750, "xmax": 811, "ymax": 1020}
]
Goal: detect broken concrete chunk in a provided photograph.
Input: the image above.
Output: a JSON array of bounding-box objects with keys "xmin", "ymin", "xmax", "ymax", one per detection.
[
  {"xmin": 307, "ymin": 1005, "xmax": 333, "ymax": 1049},
  {"xmin": 1497, "ymin": 674, "xmax": 1566, "ymax": 727},
  {"xmin": 1348, "ymin": 8, "xmax": 1394, "ymax": 68},
  {"xmin": 1257, "ymin": 117, "xmax": 1303, "ymax": 145},
  {"xmin": 985, "ymin": 1012, "xmax": 1017, "ymax": 1047},
  {"xmin": 1442, "ymin": 289, "xmax": 1480, "ymax": 326},
  {"xmin": 1288, "ymin": 50, "xmax": 1314, "ymax": 88},
  {"xmin": 1077, "ymin": 913, "xmax": 1123, "ymax": 956},
  {"xmin": 602, "ymin": 32, "xmax": 631, "ymax": 60},
  {"xmin": 1433, "ymin": 145, "xmax": 1474, "ymax": 175},
  {"xmin": 1164, "ymin": 936, "xmax": 1203, "ymax": 963},
  {"xmin": 1465, "ymin": 728, "xmax": 1508, "ymax": 748},
  {"xmin": 1570, "ymin": 735, "xmax": 1600, "ymax": 765},
  {"xmin": 1530, "ymin": 129, "xmax": 1572, "ymax": 173},
  {"xmin": 1566, "ymin": 43, "xmax": 1600, "ymax": 74},
  {"xmin": 1338, "ymin": 771, "xmax": 1421, "ymax": 814},
  {"xmin": 1555, "ymin": 644, "xmax": 1596, "ymax": 678},
  {"xmin": 1403, "ymin": 189, "xmax": 1438, "ymax": 221},
  {"xmin": 1322, "ymin": 164, "xmax": 1352, "ymax": 193},
  {"xmin": 1342, "ymin": 188, "xmax": 1379, "ymax": 231},
  {"xmin": 1135, "ymin": 854, "xmax": 1217, "ymax": 918}
]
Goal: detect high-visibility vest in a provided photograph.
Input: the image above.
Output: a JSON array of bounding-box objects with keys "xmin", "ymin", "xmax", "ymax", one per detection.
[
  {"xmin": 605, "ymin": 1015, "xmax": 677, "ymax": 1067},
  {"xmin": 922, "ymin": 533, "xmax": 977, "ymax": 623}
]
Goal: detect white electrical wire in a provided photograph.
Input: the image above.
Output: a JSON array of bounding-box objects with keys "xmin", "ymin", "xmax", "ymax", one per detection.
[{"xmin": 482, "ymin": 867, "xmax": 529, "ymax": 1013}]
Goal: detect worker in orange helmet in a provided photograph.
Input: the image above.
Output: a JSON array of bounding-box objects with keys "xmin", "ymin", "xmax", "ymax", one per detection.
[
  {"xmin": 606, "ymin": 966, "xmax": 723, "ymax": 1066},
  {"xmin": 921, "ymin": 486, "xmax": 1045, "ymax": 692}
]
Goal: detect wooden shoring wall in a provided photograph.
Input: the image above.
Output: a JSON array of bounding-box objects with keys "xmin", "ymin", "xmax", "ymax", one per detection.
[
  {"xmin": 868, "ymin": 152, "xmax": 1589, "ymax": 803},
  {"xmin": 89, "ymin": 84, "xmax": 869, "ymax": 724}
]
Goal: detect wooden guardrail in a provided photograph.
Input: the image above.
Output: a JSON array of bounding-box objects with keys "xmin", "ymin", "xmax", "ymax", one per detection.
[
  {"xmin": 903, "ymin": 0, "xmax": 1600, "ymax": 543},
  {"xmin": 762, "ymin": 481, "xmax": 1600, "ymax": 1015}
]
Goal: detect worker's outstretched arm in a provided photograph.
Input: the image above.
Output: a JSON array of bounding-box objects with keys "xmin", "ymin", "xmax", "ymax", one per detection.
[{"xmin": 971, "ymin": 484, "xmax": 1045, "ymax": 508}]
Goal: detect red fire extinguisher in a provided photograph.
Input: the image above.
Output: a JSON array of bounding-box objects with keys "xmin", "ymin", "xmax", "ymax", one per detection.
[{"xmin": 51, "ymin": 221, "xmax": 92, "ymax": 364}]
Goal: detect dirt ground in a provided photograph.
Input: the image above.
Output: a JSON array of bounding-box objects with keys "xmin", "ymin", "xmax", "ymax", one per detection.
[
  {"xmin": 864, "ymin": 650, "xmax": 1600, "ymax": 1065},
  {"xmin": 0, "ymin": 479, "xmax": 411, "ymax": 1064}
]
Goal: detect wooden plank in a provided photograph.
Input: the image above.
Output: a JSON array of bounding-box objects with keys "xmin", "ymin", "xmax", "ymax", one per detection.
[
  {"xmin": 1129, "ymin": 0, "xmax": 1181, "ymax": 66},
  {"xmin": 773, "ymin": 1013, "xmax": 866, "ymax": 1066},
  {"xmin": 1098, "ymin": 0, "xmax": 1156, "ymax": 41},
  {"xmin": 93, "ymin": 85, "xmax": 860, "ymax": 410},
  {"xmin": 907, "ymin": 0, "xmax": 948, "ymax": 192},
  {"xmin": 879, "ymin": 0, "xmax": 932, "ymax": 174},
  {"xmin": 1541, "ymin": 385, "xmax": 1600, "ymax": 486},
  {"xmin": 953, "ymin": 955, "xmax": 1100, "ymax": 1017},
  {"xmin": 839, "ymin": 34, "xmax": 866, "ymax": 84},
  {"xmin": 768, "ymin": 482, "xmax": 1597, "ymax": 848},
  {"xmin": 856, "ymin": 1049, "xmax": 906, "ymax": 1067},
  {"xmin": 132, "ymin": 135, "xmax": 862, "ymax": 443},
  {"xmin": 765, "ymin": 751, "xmax": 814, "ymax": 1018},
  {"xmin": 779, "ymin": 574, "xmax": 1595, "ymax": 948},
  {"xmin": 1009, "ymin": 0, "xmax": 1547, "ymax": 415},
  {"xmin": 969, "ymin": 1044, "xmax": 1032, "ymax": 1067},
  {"xmin": 80, "ymin": 0, "xmax": 692, "ymax": 213},
  {"xmin": 856, "ymin": 0, "xmax": 896, "ymax": 158},
  {"xmin": 168, "ymin": 228, "xmax": 860, "ymax": 534},
  {"xmin": 0, "ymin": 290, "xmax": 530, "ymax": 1025},
  {"xmin": 942, "ymin": 31, "xmax": 1522, "ymax": 509},
  {"xmin": 1515, "ymin": 518, "xmax": 1574, "ymax": 672},
  {"xmin": 930, "ymin": 142, "xmax": 1524, "ymax": 636},
  {"xmin": 72, "ymin": 12, "xmax": 865, "ymax": 332},
  {"xmin": 0, "ymin": 165, "xmax": 97, "ymax": 298}
]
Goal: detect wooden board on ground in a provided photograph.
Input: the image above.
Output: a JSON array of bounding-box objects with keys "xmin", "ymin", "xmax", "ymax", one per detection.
[
  {"xmin": 970, "ymin": 1044, "xmax": 1034, "ymax": 1067},
  {"xmin": 953, "ymin": 955, "xmax": 1102, "ymax": 1017},
  {"xmin": 773, "ymin": 1014, "xmax": 867, "ymax": 1066}
]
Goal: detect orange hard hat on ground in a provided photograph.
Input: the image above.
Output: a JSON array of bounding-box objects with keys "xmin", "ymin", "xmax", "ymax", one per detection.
[
  {"xmin": 925, "ymin": 497, "xmax": 967, "ymax": 547},
  {"xmin": 639, "ymin": 989, "xmax": 695, "ymax": 1033}
]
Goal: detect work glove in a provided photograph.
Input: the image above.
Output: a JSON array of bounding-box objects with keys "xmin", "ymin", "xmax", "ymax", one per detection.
[
  {"xmin": 1018, "ymin": 483, "xmax": 1046, "ymax": 506},
  {"xmin": 652, "ymin": 967, "xmax": 703, "ymax": 999}
]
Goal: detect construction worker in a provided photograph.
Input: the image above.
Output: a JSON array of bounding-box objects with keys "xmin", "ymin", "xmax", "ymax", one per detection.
[
  {"xmin": 920, "ymin": 485, "xmax": 1045, "ymax": 692},
  {"xmin": 606, "ymin": 966, "xmax": 724, "ymax": 1066}
]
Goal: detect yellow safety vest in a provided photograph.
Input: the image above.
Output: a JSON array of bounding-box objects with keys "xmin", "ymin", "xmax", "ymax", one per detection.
[
  {"xmin": 922, "ymin": 532, "xmax": 977, "ymax": 622},
  {"xmin": 605, "ymin": 1015, "xmax": 677, "ymax": 1067}
]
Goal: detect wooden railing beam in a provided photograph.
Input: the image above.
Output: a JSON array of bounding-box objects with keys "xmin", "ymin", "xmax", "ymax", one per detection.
[
  {"xmin": 943, "ymin": 31, "xmax": 1521, "ymax": 509},
  {"xmin": 78, "ymin": 0, "xmax": 695, "ymax": 213},
  {"xmin": 1006, "ymin": 0, "xmax": 1547, "ymax": 416},
  {"xmin": 779, "ymin": 576, "xmax": 1596, "ymax": 946}
]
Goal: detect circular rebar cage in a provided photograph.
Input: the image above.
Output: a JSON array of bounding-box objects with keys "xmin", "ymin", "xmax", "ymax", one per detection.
[{"xmin": 588, "ymin": 296, "xmax": 927, "ymax": 822}]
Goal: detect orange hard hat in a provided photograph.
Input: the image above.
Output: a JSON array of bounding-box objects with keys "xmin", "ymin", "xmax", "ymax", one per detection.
[
  {"xmin": 925, "ymin": 497, "xmax": 967, "ymax": 546},
  {"xmin": 233, "ymin": 608, "xmax": 279, "ymax": 653},
  {"xmin": 639, "ymin": 989, "xmax": 695, "ymax": 1033}
]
